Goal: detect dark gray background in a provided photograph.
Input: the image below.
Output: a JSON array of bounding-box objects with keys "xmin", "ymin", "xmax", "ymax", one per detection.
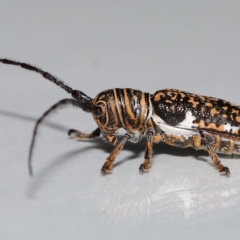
[{"xmin": 1, "ymin": 1, "xmax": 240, "ymax": 239}]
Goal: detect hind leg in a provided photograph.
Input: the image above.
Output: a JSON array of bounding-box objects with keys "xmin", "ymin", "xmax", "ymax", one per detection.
[
  {"xmin": 193, "ymin": 132, "xmax": 230, "ymax": 175},
  {"xmin": 206, "ymin": 144, "xmax": 230, "ymax": 175}
]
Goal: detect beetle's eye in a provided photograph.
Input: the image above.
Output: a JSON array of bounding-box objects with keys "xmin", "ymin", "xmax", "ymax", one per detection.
[
  {"xmin": 93, "ymin": 101, "xmax": 106, "ymax": 117},
  {"xmin": 93, "ymin": 106, "xmax": 103, "ymax": 116}
]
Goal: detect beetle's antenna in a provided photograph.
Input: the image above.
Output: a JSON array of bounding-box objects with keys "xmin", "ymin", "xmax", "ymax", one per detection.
[
  {"xmin": 28, "ymin": 98, "xmax": 82, "ymax": 176},
  {"xmin": 0, "ymin": 59, "xmax": 98, "ymax": 174},
  {"xmin": 0, "ymin": 58, "xmax": 95, "ymax": 112},
  {"xmin": 0, "ymin": 59, "xmax": 73, "ymax": 94}
]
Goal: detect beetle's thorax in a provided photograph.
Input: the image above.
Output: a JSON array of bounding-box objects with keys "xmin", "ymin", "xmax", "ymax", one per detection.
[{"xmin": 92, "ymin": 88, "xmax": 153, "ymax": 134}]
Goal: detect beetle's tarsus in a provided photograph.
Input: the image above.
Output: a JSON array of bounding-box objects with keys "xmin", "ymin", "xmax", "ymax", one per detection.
[
  {"xmin": 139, "ymin": 163, "xmax": 149, "ymax": 173},
  {"xmin": 139, "ymin": 159, "xmax": 151, "ymax": 173},
  {"xmin": 139, "ymin": 164, "xmax": 144, "ymax": 173},
  {"xmin": 101, "ymin": 161, "xmax": 112, "ymax": 174},
  {"xmin": 220, "ymin": 166, "xmax": 230, "ymax": 176},
  {"xmin": 68, "ymin": 129, "xmax": 78, "ymax": 136},
  {"xmin": 68, "ymin": 127, "xmax": 101, "ymax": 140}
]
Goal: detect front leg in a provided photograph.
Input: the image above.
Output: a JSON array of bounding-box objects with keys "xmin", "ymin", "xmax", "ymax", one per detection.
[
  {"xmin": 68, "ymin": 128, "xmax": 101, "ymax": 140},
  {"xmin": 101, "ymin": 132, "xmax": 134, "ymax": 174}
]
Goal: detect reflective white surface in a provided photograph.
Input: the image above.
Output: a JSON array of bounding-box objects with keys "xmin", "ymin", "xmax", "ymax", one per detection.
[{"xmin": 1, "ymin": 1, "xmax": 240, "ymax": 239}]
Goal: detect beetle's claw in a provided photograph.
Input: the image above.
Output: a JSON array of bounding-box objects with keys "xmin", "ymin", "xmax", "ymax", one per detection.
[
  {"xmin": 101, "ymin": 161, "xmax": 112, "ymax": 174},
  {"xmin": 139, "ymin": 163, "xmax": 149, "ymax": 173},
  {"xmin": 220, "ymin": 166, "xmax": 230, "ymax": 176},
  {"xmin": 68, "ymin": 129, "xmax": 79, "ymax": 137}
]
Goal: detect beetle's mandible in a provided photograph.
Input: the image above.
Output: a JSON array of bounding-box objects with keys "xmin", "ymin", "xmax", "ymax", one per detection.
[{"xmin": 1, "ymin": 58, "xmax": 240, "ymax": 176}]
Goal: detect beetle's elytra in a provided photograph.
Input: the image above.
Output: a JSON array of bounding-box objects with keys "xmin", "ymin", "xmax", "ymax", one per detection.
[{"xmin": 1, "ymin": 58, "xmax": 240, "ymax": 176}]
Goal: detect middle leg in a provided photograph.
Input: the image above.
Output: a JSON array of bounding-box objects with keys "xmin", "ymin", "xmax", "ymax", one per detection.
[{"xmin": 139, "ymin": 128, "xmax": 155, "ymax": 172}]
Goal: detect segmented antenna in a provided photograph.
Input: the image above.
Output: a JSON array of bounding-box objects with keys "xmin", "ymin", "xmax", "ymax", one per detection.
[
  {"xmin": 1, "ymin": 58, "xmax": 94, "ymax": 175},
  {"xmin": 28, "ymin": 98, "xmax": 82, "ymax": 176},
  {"xmin": 0, "ymin": 58, "xmax": 93, "ymax": 110},
  {"xmin": 0, "ymin": 59, "xmax": 73, "ymax": 94}
]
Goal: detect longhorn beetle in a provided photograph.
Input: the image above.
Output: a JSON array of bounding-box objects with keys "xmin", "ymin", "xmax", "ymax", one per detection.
[{"xmin": 1, "ymin": 58, "xmax": 240, "ymax": 176}]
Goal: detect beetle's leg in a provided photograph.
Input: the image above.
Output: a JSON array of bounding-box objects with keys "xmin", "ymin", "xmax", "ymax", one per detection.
[
  {"xmin": 139, "ymin": 128, "xmax": 155, "ymax": 172},
  {"xmin": 101, "ymin": 133, "xmax": 131, "ymax": 174},
  {"xmin": 206, "ymin": 145, "xmax": 230, "ymax": 175},
  {"xmin": 102, "ymin": 134, "xmax": 118, "ymax": 146},
  {"xmin": 138, "ymin": 119, "xmax": 163, "ymax": 172},
  {"xmin": 197, "ymin": 131, "xmax": 230, "ymax": 175},
  {"xmin": 68, "ymin": 128, "xmax": 101, "ymax": 140}
]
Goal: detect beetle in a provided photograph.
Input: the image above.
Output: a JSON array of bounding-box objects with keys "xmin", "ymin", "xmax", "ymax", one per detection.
[{"xmin": 1, "ymin": 58, "xmax": 240, "ymax": 176}]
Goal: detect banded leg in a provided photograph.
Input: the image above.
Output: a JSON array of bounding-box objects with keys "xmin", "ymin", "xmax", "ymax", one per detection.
[
  {"xmin": 101, "ymin": 133, "xmax": 131, "ymax": 174},
  {"xmin": 68, "ymin": 128, "xmax": 101, "ymax": 140},
  {"xmin": 139, "ymin": 128, "xmax": 155, "ymax": 172},
  {"xmin": 198, "ymin": 131, "xmax": 230, "ymax": 175},
  {"xmin": 206, "ymin": 145, "xmax": 230, "ymax": 175}
]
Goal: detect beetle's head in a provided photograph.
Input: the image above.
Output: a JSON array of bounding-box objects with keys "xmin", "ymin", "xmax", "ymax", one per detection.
[
  {"xmin": 72, "ymin": 89, "xmax": 120, "ymax": 133},
  {"xmin": 90, "ymin": 89, "xmax": 120, "ymax": 133}
]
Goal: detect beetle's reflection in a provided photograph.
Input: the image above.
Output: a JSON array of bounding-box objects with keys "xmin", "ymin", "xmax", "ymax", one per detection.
[{"xmin": 84, "ymin": 144, "xmax": 240, "ymax": 227}]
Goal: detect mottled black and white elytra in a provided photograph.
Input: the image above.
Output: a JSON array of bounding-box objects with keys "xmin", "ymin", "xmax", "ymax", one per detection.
[{"xmin": 1, "ymin": 58, "xmax": 240, "ymax": 176}]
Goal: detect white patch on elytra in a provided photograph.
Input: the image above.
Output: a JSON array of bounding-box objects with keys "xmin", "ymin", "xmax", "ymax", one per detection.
[
  {"xmin": 177, "ymin": 111, "xmax": 196, "ymax": 129},
  {"xmin": 224, "ymin": 123, "xmax": 240, "ymax": 133},
  {"xmin": 152, "ymin": 111, "xmax": 198, "ymax": 139}
]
